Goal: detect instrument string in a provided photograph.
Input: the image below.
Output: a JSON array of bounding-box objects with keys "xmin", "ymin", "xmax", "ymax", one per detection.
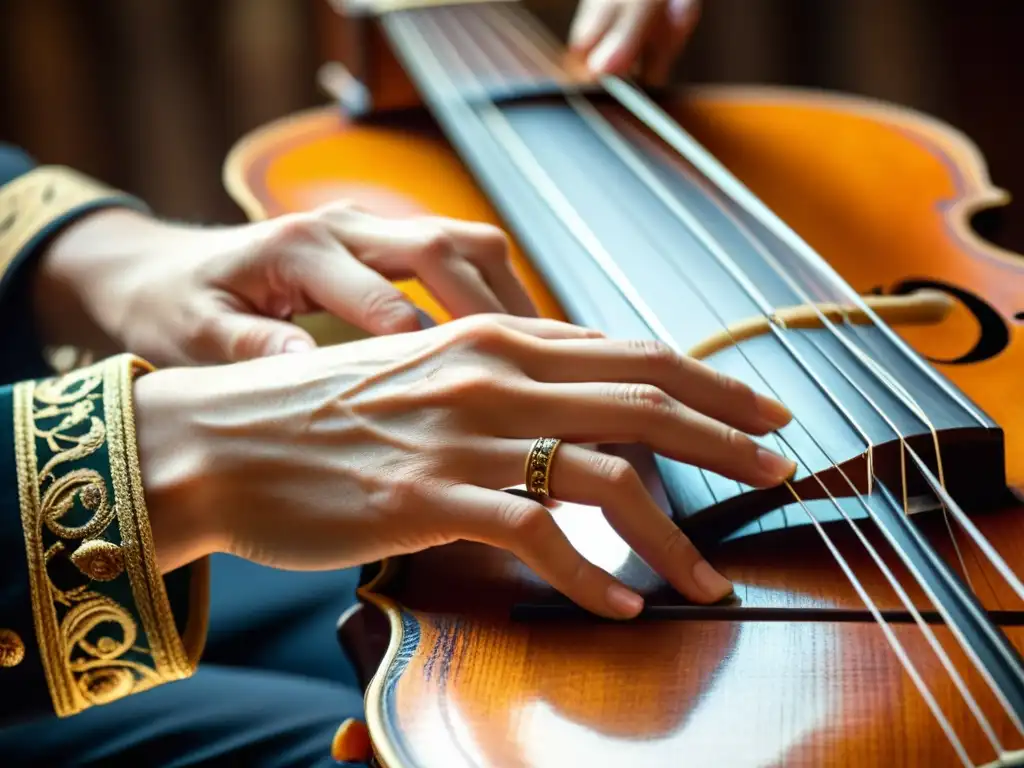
[
  {"xmin": 393, "ymin": 11, "xmax": 984, "ymax": 761},
  {"xmin": 490, "ymin": 0, "xmax": 974, "ymax": 545},
  {"xmin": 597, "ymin": 72, "xmax": 990, "ymax": 429},
  {"xmin": 494, "ymin": 0, "xmax": 1024, "ymax": 628},
  {"xmin": 478, "ymin": 0, "xmax": 1024, "ymax": 738},
  {"xmin": 466, "ymin": 8, "xmax": 1020, "ymax": 745},
  {"xmin": 480, "ymin": 0, "xmax": 987, "ymax": 596},
  {"xmin": 387, "ymin": 6, "xmax": 1023, "ymax": 760}
]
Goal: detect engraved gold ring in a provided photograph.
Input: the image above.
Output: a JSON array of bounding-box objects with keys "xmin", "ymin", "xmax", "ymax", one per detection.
[{"xmin": 524, "ymin": 437, "xmax": 562, "ymax": 497}]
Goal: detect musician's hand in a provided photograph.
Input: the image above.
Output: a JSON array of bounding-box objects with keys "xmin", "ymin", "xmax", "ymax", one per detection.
[
  {"xmin": 570, "ymin": 0, "xmax": 701, "ymax": 84},
  {"xmin": 34, "ymin": 202, "xmax": 535, "ymax": 366},
  {"xmin": 136, "ymin": 314, "xmax": 795, "ymax": 619}
]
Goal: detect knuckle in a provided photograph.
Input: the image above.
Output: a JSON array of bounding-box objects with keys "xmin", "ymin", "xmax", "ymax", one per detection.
[
  {"xmin": 266, "ymin": 213, "xmax": 325, "ymax": 250},
  {"xmin": 359, "ymin": 287, "xmax": 406, "ymax": 322},
  {"xmin": 725, "ymin": 427, "xmax": 756, "ymax": 457},
  {"xmin": 498, "ymin": 498, "xmax": 551, "ymax": 542},
  {"xmin": 315, "ymin": 199, "xmax": 358, "ymax": 218},
  {"xmin": 662, "ymin": 526, "xmax": 698, "ymax": 563},
  {"xmin": 588, "ymin": 453, "xmax": 639, "ymax": 492},
  {"xmin": 415, "ymin": 228, "xmax": 455, "ymax": 263},
  {"xmin": 713, "ymin": 368, "xmax": 752, "ymax": 401},
  {"xmin": 439, "ymin": 368, "xmax": 509, "ymax": 404},
  {"xmin": 629, "ymin": 338, "xmax": 677, "ymax": 369},
  {"xmin": 615, "ymin": 383, "xmax": 673, "ymax": 414},
  {"xmin": 726, "ymin": 426, "xmax": 749, "ymax": 449},
  {"xmin": 373, "ymin": 478, "xmax": 421, "ymax": 515},
  {"xmin": 474, "ymin": 228, "xmax": 510, "ymax": 263},
  {"xmin": 454, "ymin": 317, "xmax": 519, "ymax": 354}
]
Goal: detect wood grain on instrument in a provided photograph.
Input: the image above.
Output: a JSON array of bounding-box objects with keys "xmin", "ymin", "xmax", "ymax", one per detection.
[{"xmin": 225, "ymin": 89, "xmax": 1024, "ymax": 767}]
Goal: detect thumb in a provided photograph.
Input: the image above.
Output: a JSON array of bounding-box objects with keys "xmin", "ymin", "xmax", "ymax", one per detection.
[{"xmin": 207, "ymin": 311, "xmax": 317, "ymax": 362}]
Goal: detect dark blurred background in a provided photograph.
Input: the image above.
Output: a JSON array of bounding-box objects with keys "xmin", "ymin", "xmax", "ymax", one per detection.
[{"xmin": 2, "ymin": 0, "xmax": 1022, "ymax": 248}]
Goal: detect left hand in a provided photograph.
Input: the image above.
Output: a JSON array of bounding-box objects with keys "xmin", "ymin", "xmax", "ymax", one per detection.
[
  {"xmin": 34, "ymin": 201, "xmax": 537, "ymax": 366},
  {"xmin": 569, "ymin": 0, "xmax": 702, "ymax": 84}
]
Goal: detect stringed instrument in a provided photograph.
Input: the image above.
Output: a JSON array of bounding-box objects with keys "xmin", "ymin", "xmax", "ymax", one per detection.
[{"xmin": 223, "ymin": 2, "xmax": 1024, "ymax": 765}]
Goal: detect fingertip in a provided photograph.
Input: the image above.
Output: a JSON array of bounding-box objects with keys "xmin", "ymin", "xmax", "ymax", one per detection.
[
  {"xmin": 282, "ymin": 337, "xmax": 315, "ymax": 354},
  {"xmin": 568, "ymin": 5, "xmax": 607, "ymax": 53},
  {"xmin": 606, "ymin": 582, "xmax": 644, "ymax": 618},
  {"xmin": 754, "ymin": 447, "xmax": 798, "ymax": 486},
  {"xmin": 756, "ymin": 395, "xmax": 793, "ymax": 431},
  {"xmin": 587, "ymin": 43, "xmax": 618, "ymax": 75},
  {"xmin": 374, "ymin": 303, "xmax": 422, "ymax": 335},
  {"xmin": 691, "ymin": 560, "xmax": 733, "ymax": 603}
]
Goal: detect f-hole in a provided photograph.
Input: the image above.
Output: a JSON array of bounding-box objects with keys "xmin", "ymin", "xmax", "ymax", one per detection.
[{"xmin": 872, "ymin": 278, "xmax": 1012, "ymax": 365}]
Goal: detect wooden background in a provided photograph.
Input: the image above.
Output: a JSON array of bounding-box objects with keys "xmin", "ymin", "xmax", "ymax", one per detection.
[{"xmin": 2, "ymin": 0, "xmax": 1022, "ymax": 252}]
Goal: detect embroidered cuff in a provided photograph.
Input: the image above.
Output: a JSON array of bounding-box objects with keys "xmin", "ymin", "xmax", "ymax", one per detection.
[
  {"xmin": 0, "ymin": 166, "xmax": 140, "ymax": 279},
  {"xmin": 0, "ymin": 166, "xmax": 150, "ymax": 384},
  {"xmin": 13, "ymin": 354, "xmax": 208, "ymax": 717}
]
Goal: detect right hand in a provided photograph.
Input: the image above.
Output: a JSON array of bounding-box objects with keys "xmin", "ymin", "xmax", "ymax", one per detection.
[
  {"xmin": 569, "ymin": 0, "xmax": 702, "ymax": 84},
  {"xmin": 136, "ymin": 314, "xmax": 794, "ymax": 619}
]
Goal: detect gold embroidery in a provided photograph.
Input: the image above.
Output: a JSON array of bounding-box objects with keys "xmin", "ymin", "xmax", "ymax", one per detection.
[
  {"xmin": 70, "ymin": 540, "xmax": 124, "ymax": 582},
  {"xmin": 0, "ymin": 629, "xmax": 25, "ymax": 668},
  {"xmin": 13, "ymin": 354, "xmax": 203, "ymax": 717},
  {"xmin": 0, "ymin": 166, "xmax": 123, "ymax": 281}
]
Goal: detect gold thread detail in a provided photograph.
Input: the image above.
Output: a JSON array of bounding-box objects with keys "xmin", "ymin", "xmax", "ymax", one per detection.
[
  {"xmin": 0, "ymin": 166, "xmax": 121, "ymax": 280},
  {"xmin": 0, "ymin": 629, "xmax": 25, "ymax": 667},
  {"xmin": 12, "ymin": 355, "xmax": 204, "ymax": 716},
  {"xmin": 70, "ymin": 540, "xmax": 124, "ymax": 582}
]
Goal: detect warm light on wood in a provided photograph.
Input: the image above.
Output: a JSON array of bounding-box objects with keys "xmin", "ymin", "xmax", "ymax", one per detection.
[{"xmin": 225, "ymin": 82, "xmax": 1024, "ymax": 768}]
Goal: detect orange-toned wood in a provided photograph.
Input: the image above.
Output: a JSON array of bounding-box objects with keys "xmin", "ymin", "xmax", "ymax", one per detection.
[{"xmin": 224, "ymin": 87, "xmax": 1024, "ymax": 767}]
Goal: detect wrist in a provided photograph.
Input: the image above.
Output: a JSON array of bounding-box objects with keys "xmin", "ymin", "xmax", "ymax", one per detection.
[
  {"xmin": 32, "ymin": 208, "xmax": 180, "ymax": 354},
  {"xmin": 134, "ymin": 367, "xmax": 223, "ymax": 573}
]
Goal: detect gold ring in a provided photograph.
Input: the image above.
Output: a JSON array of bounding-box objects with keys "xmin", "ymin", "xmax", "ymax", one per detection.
[{"xmin": 525, "ymin": 437, "xmax": 562, "ymax": 497}]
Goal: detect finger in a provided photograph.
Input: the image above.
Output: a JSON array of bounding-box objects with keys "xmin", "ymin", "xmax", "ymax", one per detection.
[
  {"xmin": 417, "ymin": 252, "xmax": 508, "ymax": 317},
  {"xmin": 446, "ymin": 314, "xmax": 605, "ymax": 341},
  {"xmin": 588, "ymin": 0, "xmax": 661, "ymax": 75},
  {"xmin": 502, "ymin": 382, "xmax": 797, "ymax": 488},
  {"xmin": 292, "ymin": 239, "xmax": 421, "ymax": 336},
  {"xmin": 512, "ymin": 337, "xmax": 792, "ymax": 434},
  {"xmin": 644, "ymin": 0, "xmax": 700, "ymax": 85},
  {"xmin": 424, "ymin": 217, "xmax": 538, "ymax": 318},
  {"xmin": 320, "ymin": 213, "xmax": 510, "ymax": 318},
  {"xmin": 470, "ymin": 440, "xmax": 732, "ymax": 604},
  {"xmin": 451, "ymin": 484, "xmax": 644, "ymax": 619},
  {"xmin": 202, "ymin": 310, "xmax": 316, "ymax": 362},
  {"xmin": 569, "ymin": 0, "xmax": 620, "ymax": 54}
]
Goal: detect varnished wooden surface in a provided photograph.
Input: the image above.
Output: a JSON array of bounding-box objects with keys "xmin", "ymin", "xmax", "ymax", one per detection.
[{"xmin": 224, "ymin": 87, "xmax": 1024, "ymax": 766}]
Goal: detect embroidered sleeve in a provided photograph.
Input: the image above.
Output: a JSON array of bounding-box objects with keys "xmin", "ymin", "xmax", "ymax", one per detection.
[
  {"xmin": 0, "ymin": 158, "xmax": 150, "ymax": 384},
  {"xmin": 11, "ymin": 353, "xmax": 208, "ymax": 716}
]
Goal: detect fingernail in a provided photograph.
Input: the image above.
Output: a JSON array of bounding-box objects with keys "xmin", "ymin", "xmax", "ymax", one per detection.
[
  {"xmin": 283, "ymin": 338, "xmax": 314, "ymax": 354},
  {"xmin": 691, "ymin": 560, "xmax": 733, "ymax": 602},
  {"xmin": 756, "ymin": 395, "xmax": 793, "ymax": 430},
  {"xmin": 606, "ymin": 583, "xmax": 644, "ymax": 617},
  {"xmin": 756, "ymin": 446, "xmax": 798, "ymax": 482},
  {"xmin": 588, "ymin": 42, "xmax": 616, "ymax": 74},
  {"xmin": 379, "ymin": 303, "xmax": 419, "ymax": 334}
]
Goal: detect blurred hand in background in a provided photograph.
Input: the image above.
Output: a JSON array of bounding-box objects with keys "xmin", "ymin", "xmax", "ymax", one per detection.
[{"xmin": 569, "ymin": 0, "xmax": 702, "ymax": 84}]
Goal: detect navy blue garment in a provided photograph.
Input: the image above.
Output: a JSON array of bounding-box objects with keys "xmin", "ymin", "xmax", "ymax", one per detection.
[
  {"xmin": 0, "ymin": 144, "xmax": 368, "ymax": 766},
  {"xmin": 0, "ymin": 555, "xmax": 367, "ymax": 767}
]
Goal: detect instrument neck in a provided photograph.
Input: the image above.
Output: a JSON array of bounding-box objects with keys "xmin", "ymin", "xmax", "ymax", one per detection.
[{"xmin": 380, "ymin": 1, "xmax": 590, "ymax": 104}]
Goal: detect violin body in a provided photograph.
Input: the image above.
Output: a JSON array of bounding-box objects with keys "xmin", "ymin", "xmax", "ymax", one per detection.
[{"xmin": 225, "ymin": 11, "xmax": 1024, "ymax": 765}]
